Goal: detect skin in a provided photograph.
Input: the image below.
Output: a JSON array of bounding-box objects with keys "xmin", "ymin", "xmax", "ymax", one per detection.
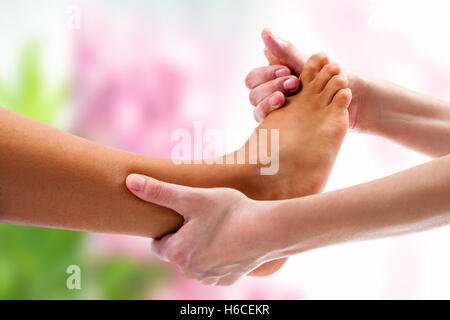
[
  {"xmin": 0, "ymin": 105, "xmax": 314, "ymax": 237},
  {"xmin": 0, "ymin": 52, "xmax": 350, "ymax": 277},
  {"xmin": 133, "ymin": 30, "xmax": 450, "ymax": 286},
  {"xmin": 249, "ymin": 29, "xmax": 450, "ymax": 156},
  {"xmin": 250, "ymin": 31, "xmax": 450, "ymax": 275},
  {"xmin": 127, "ymin": 53, "xmax": 353, "ymax": 285},
  {"xmin": 127, "ymin": 154, "xmax": 450, "ymax": 286},
  {"xmin": 246, "ymin": 29, "xmax": 450, "ymax": 275}
]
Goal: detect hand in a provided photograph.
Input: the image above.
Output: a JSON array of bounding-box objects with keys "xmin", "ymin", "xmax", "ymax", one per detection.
[
  {"xmin": 247, "ymin": 29, "xmax": 371, "ymax": 130},
  {"xmin": 245, "ymin": 29, "xmax": 304, "ymax": 122},
  {"xmin": 125, "ymin": 174, "xmax": 280, "ymax": 286}
]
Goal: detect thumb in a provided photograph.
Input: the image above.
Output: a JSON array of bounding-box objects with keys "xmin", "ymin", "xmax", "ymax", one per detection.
[
  {"xmin": 126, "ymin": 174, "xmax": 196, "ymax": 218},
  {"xmin": 150, "ymin": 234, "xmax": 176, "ymax": 262},
  {"xmin": 261, "ymin": 28, "xmax": 308, "ymax": 76},
  {"xmin": 264, "ymin": 48, "xmax": 281, "ymax": 65}
]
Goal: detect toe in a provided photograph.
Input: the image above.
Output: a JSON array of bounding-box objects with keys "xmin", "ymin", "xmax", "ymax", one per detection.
[
  {"xmin": 300, "ymin": 52, "xmax": 330, "ymax": 85},
  {"xmin": 321, "ymin": 74, "xmax": 349, "ymax": 105},
  {"xmin": 330, "ymin": 88, "xmax": 352, "ymax": 109},
  {"xmin": 310, "ymin": 62, "xmax": 341, "ymax": 93}
]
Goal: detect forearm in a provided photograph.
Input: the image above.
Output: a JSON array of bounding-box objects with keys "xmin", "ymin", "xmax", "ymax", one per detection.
[
  {"xmin": 268, "ymin": 155, "xmax": 450, "ymax": 257},
  {"xmin": 0, "ymin": 107, "xmax": 260, "ymax": 238},
  {"xmin": 362, "ymin": 77, "xmax": 450, "ymax": 157}
]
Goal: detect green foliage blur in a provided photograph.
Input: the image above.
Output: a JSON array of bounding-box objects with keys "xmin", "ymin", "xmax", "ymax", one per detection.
[
  {"xmin": 0, "ymin": 41, "xmax": 68, "ymax": 126},
  {"xmin": 0, "ymin": 41, "xmax": 170, "ymax": 299}
]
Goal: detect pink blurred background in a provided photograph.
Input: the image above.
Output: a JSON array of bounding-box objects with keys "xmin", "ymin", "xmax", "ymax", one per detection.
[{"xmin": 1, "ymin": 0, "xmax": 450, "ymax": 299}]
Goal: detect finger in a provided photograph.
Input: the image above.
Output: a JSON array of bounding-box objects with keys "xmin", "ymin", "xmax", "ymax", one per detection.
[
  {"xmin": 264, "ymin": 48, "xmax": 281, "ymax": 65},
  {"xmin": 261, "ymin": 28, "xmax": 308, "ymax": 76},
  {"xmin": 245, "ymin": 65, "xmax": 291, "ymax": 89},
  {"xmin": 126, "ymin": 174, "xmax": 199, "ymax": 217},
  {"xmin": 253, "ymin": 91, "xmax": 285, "ymax": 123},
  {"xmin": 150, "ymin": 234, "xmax": 176, "ymax": 262},
  {"xmin": 249, "ymin": 76, "xmax": 300, "ymax": 106}
]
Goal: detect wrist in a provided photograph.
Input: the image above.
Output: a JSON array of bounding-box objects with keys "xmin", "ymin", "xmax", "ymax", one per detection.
[
  {"xmin": 255, "ymin": 198, "xmax": 321, "ymax": 260},
  {"xmin": 260, "ymin": 192, "xmax": 354, "ymax": 260},
  {"xmin": 347, "ymin": 70, "xmax": 382, "ymax": 134},
  {"xmin": 249, "ymin": 200, "xmax": 293, "ymax": 262}
]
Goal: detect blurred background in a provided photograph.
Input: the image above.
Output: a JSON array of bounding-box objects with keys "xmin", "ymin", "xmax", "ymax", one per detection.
[{"xmin": 0, "ymin": 0, "xmax": 449, "ymax": 299}]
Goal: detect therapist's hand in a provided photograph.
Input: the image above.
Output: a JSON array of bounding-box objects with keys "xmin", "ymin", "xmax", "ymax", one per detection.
[
  {"xmin": 247, "ymin": 29, "xmax": 368, "ymax": 130},
  {"xmin": 246, "ymin": 28, "xmax": 305, "ymax": 122},
  {"xmin": 126, "ymin": 174, "xmax": 281, "ymax": 286}
]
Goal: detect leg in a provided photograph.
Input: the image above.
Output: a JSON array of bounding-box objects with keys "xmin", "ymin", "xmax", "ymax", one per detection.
[{"xmin": 0, "ymin": 53, "xmax": 350, "ymax": 275}]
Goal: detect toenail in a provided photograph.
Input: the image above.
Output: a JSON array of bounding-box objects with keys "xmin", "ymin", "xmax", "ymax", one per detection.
[{"xmin": 283, "ymin": 79, "xmax": 297, "ymax": 91}]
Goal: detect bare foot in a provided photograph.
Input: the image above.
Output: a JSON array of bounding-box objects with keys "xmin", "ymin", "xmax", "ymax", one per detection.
[
  {"xmin": 252, "ymin": 28, "xmax": 372, "ymax": 131},
  {"xmin": 247, "ymin": 53, "xmax": 352, "ymax": 276}
]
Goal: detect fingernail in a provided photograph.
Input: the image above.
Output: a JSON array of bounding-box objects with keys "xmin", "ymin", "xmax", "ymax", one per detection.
[
  {"xmin": 275, "ymin": 68, "xmax": 290, "ymax": 78},
  {"xmin": 283, "ymin": 78, "xmax": 297, "ymax": 91},
  {"xmin": 128, "ymin": 174, "xmax": 146, "ymax": 192},
  {"xmin": 269, "ymin": 95, "xmax": 280, "ymax": 107},
  {"xmin": 254, "ymin": 108, "xmax": 263, "ymax": 123},
  {"xmin": 269, "ymin": 105, "xmax": 280, "ymax": 112}
]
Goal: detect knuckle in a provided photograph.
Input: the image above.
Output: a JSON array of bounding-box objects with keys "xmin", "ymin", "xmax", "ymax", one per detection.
[
  {"xmin": 167, "ymin": 247, "xmax": 186, "ymax": 266},
  {"xmin": 143, "ymin": 182, "xmax": 164, "ymax": 201}
]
